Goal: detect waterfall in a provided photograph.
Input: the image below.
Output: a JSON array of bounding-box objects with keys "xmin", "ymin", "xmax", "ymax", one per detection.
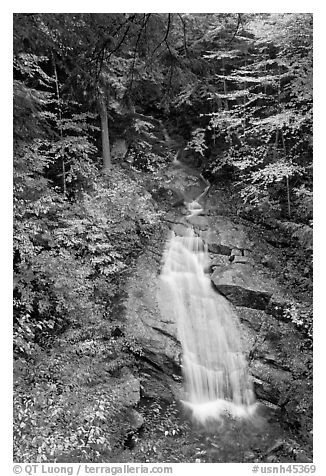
[{"xmin": 160, "ymin": 209, "xmax": 256, "ymax": 424}]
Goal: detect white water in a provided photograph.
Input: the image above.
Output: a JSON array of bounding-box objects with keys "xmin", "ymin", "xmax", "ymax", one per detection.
[{"xmin": 160, "ymin": 208, "xmax": 256, "ymax": 424}]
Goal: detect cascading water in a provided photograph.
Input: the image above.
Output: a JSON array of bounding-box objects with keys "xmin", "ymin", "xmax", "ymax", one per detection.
[{"xmin": 160, "ymin": 201, "xmax": 256, "ymax": 424}]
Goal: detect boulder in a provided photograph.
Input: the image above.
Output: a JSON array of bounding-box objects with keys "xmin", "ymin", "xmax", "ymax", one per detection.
[
  {"xmin": 210, "ymin": 255, "xmax": 230, "ymax": 268},
  {"xmin": 211, "ymin": 264, "xmax": 272, "ymax": 309},
  {"xmin": 261, "ymin": 254, "xmax": 278, "ymax": 270},
  {"xmin": 200, "ymin": 217, "xmax": 254, "ymax": 255},
  {"xmin": 250, "ymin": 361, "xmax": 293, "ymax": 406},
  {"xmin": 231, "ymin": 248, "xmax": 243, "ymax": 256},
  {"xmin": 186, "ymin": 215, "xmax": 209, "ymax": 230},
  {"xmin": 162, "ymin": 166, "xmax": 207, "ymax": 202},
  {"xmin": 140, "ymin": 368, "xmax": 175, "ymax": 403},
  {"xmin": 123, "ymin": 245, "xmax": 182, "ymax": 377},
  {"xmin": 232, "ymin": 255, "xmax": 253, "ymax": 265},
  {"xmin": 201, "ymin": 229, "xmax": 231, "ymax": 254},
  {"xmin": 210, "ymin": 216, "xmax": 254, "ymax": 250},
  {"xmin": 172, "ymin": 223, "xmax": 190, "ymax": 236},
  {"xmin": 111, "ymin": 138, "xmax": 128, "ymax": 160},
  {"xmin": 113, "ymin": 368, "xmax": 141, "ymax": 407},
  {"xmin": 236, "ymin": 307, "xmax": 266, "ymax": 332},
  {"xmin": 252, "ymin": 376, "xmax": 275, "ymax": 403},
  {"xmin": 125, "ymin": 408, "xmax": 144, "ymax": 432}
]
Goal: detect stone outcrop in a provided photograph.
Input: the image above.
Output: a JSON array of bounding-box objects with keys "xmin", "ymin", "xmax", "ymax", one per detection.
[
  {"xmin": 124, "ymin": 246, "xmax": 181, "ymax": 374},
  {"xmin": 121, "ymin": 160, "xmax": 311, "ymax": 459},
  {"xmin": 211, "ymin": 264, "xmax": 272, "ymax": 309},
  {"xmin": 123, "ymin": 229, "xmax": 183, "ymax": 403}
]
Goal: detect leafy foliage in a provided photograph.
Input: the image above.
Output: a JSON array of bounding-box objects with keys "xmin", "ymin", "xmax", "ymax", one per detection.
[
  {"xmin": 185, "ymin": 128, "xmax": 208, "ymax": 156},
  {"xmin": 13, "ymin": 15, "xmax": 167, "ymax": 461},
  {"xmin": 170, "ymin": 14, "xmax": 312, "ymax": 225},
  {"xmin": 13, "ymin": 12, "xmax": 313, "ymax": 462}
]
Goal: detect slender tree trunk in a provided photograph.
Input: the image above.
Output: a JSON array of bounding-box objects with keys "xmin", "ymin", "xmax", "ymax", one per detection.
[
  {"xmin": 98, "ymin": 94, "xmax": 111, "ymax": 172},
  {"xmin": 281, "ymin": 130, "xmax": 291, "ymax": 218},
  {"xmin": 286, "ymin": 175, "xmax": 291, "ymax": 219},
  {"xmin": 53, "ymin": 56, "xmax": 66, "ymax": 195},
  {"xmin": 243, "ymin": 53, "xmax": 248, "ymax": 105},
  {"xmin": 273, "ymin": 129, "xmax": 279, "ymax": 161},
  {"xmin": 264, "ymin": 50, "xmax": 267, "ymax": 95},
  {"xmin": 222, "ymin": 58, "xmax": 229, "ymax": 111}
]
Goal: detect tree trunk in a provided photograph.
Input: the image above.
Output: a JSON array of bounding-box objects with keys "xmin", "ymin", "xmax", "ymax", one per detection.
[
  {"xmin": 53, "ymin": 55, "xmax": 67, "ymax": 195},
  {"xmin": 222, "ymin": 58, "xmax": 229, "ymax": 111},
  {"xmin": 286, "ymin": 175, "xmax": 291, "ymax": 219},
  {"xmin": 273, "ymin": 129, "xmax": 279, "ymax": 161},
  {"xmin": 98, "ymin": 95, "xmax": 111, "ymax": 171},
  {"xmin": 281, "ymin": 130, "xmax": 291, "ymax": 219}
]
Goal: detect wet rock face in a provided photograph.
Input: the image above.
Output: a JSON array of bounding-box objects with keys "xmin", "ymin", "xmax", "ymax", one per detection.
[
  {"xmin": 121, "ymin": 162, "xmax": 311, "ymax": 453},
  {"xmin": 124, "ymin": 247, "xmax": 182, "ymax": 375},
  {"xmin": 152, "ymin": 165, "xmax": 208, "ymax": 208},
  {"xmin": 203, "ymin": 216, "xmax": 253, "ymax": 251},
  {"xmin": 140, "ymin": 368, "xmax": 175, "ymax": 403},
  {"xmin": 201, "ymin": 229, "xmax": 230, "ymax": 254},
  {"xmin": 197, "ymin": 216, "xmax": 274, "ymax": 310},
  {"xmin": 237, "ymin": 304, "xmax": 312, "ymax": 437},
  {"xmin": 211, "ymin": 264, "xmax": 272, "ymax": 309},
  {"xmin": 186, "ymin": 215, "xmax": 209, "ymax": 230},
  {"xmin": 180, "ymin": 206, "xmax": 311, "ymax": 437},
  {"xmin": 123, "ymin": 228, "xmax": 184, "ymax": 401}
]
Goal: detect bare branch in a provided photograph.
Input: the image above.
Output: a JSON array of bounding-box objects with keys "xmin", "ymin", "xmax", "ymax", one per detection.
[
  {"xmin": 226, "ymin": 13, "xmax": 242, "ymax": 46},
  {"xmin": 151, "ymin": 13, "xmax": 172, "ymax": 58},
  {"xmin": 88, "ymin": 14, "xmax": 136, "ymax": 68},
  {"xmin": 177, "ymin": 14, "xmax": 188, "ymax": 56},
  {"xmin": 128, "ymin": 14, "xmax": 152, "ymax": 92}
]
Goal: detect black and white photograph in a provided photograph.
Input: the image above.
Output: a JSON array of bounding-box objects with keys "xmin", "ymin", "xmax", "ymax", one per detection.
[{"xmin": 11, "ymin": 7, "xmax": 316, "ymax": 472}]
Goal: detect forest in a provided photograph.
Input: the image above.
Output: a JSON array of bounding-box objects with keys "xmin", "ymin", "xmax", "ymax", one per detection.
[{"xmin": 13, "ymin": 13, "xmax": 313, "ymax": 464}]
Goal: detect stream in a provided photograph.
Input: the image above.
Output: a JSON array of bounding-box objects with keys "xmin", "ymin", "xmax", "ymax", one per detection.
[
  {"xmin": 121, "ymin": 150, "xmax": 312, "ymax": 463},
  {"xmin": 160, "ymin": 200, "xmax": 256, "ymax": 424}
]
